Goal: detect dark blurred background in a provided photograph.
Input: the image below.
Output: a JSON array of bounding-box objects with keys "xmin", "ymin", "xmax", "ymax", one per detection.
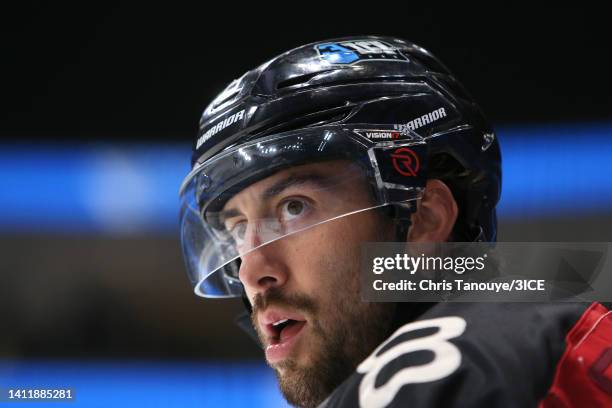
[{"xmin": 1, "ymin": 3, "xmax": 611, "ymax": 407}]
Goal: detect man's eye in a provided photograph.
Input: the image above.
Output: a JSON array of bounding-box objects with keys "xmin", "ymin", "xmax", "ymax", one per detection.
[
  {"xmin": 228, "ymin": 221, "xmax": 247, "ymax": 244},
  {"xmin": 280, "ymin": 199, "xmax": 307, "ymax": 221}
]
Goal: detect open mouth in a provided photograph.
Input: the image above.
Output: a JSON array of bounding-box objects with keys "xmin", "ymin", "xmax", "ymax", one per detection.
[
  {"xmin": 269, "ymin": 318, "xmax": 307, "ymax": 345},
  {"xmin": 260, "ymin": 310, "xmax": 308, "ymax": 362}
]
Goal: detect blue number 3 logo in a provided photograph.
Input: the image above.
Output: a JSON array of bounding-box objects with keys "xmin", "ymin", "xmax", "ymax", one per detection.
[{"xmin": 316, "ymin": 43, "xmax": 359, "ymax": 64}]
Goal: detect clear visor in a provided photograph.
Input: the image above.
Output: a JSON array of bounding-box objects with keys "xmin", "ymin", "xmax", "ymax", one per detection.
[{"xmin": 179, "ymin": 125, "xmax": 426, "ymax": 297}]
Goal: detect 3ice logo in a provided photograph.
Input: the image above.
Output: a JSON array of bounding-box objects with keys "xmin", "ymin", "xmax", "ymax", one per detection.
[{"xmin": 315, "ymin": 40, "xmax": 407, "ymax": 65}]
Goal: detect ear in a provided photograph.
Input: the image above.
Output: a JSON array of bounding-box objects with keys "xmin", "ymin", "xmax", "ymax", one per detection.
[{"xmin": 407, "ymin": 179, "xmax": 458, "ymax": 242}]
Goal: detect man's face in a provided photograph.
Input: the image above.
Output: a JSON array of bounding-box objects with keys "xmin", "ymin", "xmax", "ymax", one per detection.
[{"xmin": 221, "ymin": 160, "xmax": 397, "ymax": 408}]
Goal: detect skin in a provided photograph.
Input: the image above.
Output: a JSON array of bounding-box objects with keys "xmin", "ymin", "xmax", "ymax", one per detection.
[{"xmin": 221, "ymin": 160, "xmax": 458, "ymax": 408}]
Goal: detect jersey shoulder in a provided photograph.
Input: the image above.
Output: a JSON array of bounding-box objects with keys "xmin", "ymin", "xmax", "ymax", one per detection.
[{"xmin": 320, "ymin": 302, "xmax": 599, "ymax": 408}]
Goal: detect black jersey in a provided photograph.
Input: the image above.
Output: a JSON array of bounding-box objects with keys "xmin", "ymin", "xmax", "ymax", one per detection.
[{"xmin": 318, "ymin": 302, "xmax": 612, "ymax": 408}]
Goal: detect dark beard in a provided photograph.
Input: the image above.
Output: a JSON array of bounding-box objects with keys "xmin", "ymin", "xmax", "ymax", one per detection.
[{"xmin": 252, "ymin": 287, "xmax": 396, "ymax": 408}]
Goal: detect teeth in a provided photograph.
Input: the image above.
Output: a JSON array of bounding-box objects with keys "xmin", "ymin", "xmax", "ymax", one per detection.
[{"xmin": 272, "ymin": 318, "xmax": 289, "ymax": 327}]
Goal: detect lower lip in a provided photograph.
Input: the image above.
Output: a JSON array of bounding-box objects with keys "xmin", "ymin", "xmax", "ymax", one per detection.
[{"xmin": 265, "ymin": 321, "xmax": 307, "ymax": 364}]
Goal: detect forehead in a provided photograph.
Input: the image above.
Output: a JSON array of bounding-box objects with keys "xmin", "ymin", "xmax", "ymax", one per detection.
[{"xmin": 222, "ymin": 159, "xmax": 369, "ymax": 211}]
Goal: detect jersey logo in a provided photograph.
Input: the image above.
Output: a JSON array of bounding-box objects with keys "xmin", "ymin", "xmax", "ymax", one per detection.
[
  {"xmin": 356, "ymin": 316, "xmax": 466, "ymax": 408},
  {"xmin": 315, "ymin": 40, "xmax": 408, "ymax": 65}
]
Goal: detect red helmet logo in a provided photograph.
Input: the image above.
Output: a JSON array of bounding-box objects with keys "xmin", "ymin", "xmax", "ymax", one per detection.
[{"xmin": 391, "ymin": 147, "xmax": 420, "ymax": 176}]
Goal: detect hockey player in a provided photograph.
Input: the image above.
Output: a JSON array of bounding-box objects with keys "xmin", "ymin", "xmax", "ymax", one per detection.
[{"xmin": 179, "ymin": 36, "xmax": 611, "ymax": 407}]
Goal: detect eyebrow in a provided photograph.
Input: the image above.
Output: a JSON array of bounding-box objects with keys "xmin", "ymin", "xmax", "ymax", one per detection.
[{"xmin": 218, "ymin": 173, "xmax": 334, "ymax": 223}]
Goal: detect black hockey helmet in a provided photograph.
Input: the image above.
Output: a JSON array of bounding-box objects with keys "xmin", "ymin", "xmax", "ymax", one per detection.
[{"xmin": 179, "ymin": 36, "xmax": 502, "ymax": 298}]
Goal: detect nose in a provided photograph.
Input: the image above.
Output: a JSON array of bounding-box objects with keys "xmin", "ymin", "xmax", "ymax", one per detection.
[{"xmin": 238, "ymin": 240, "xmax": 289, "ymax": 298}]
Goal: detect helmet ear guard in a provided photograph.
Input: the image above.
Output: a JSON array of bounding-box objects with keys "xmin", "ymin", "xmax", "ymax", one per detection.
[{"xmin": 426, "ymin": 149, "xmax": 500, "ymax": 242}]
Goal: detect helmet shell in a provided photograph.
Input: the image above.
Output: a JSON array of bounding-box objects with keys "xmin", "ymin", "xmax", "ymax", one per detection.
[{"xmin": 191, "ymin": 36, "xmax": 501, "ymax": 241}]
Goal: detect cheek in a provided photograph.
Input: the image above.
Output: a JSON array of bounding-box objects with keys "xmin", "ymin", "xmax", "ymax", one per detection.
[
  {"xmin": 294, "ymin": 232, "xmax": 363, "ymax": 310},
  {"xmin": 287, "ymin": 219, "xmax": 373, "ymax": 287},
  {"xmin": 283, "ymin": 211, "xmax": 389, "ymax": 302},
  {"xmin": 287, "ymin": 225, "xmax": 352, "ymax": 274}
]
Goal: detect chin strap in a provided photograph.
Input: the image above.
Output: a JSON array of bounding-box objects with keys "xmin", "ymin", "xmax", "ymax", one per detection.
[
  {"xmin": 390, "ymin": 201, "xmax": 415, "ymax": 242},
  {"xmin": 236, "ymin": 291, "xmax": 263, "ymax": 348},
  {"xmin": 234, "ymin": 309, "xmax": 262, "ymax": 348}
]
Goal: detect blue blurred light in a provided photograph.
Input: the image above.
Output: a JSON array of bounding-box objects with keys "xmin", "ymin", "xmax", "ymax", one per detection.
[
  {"xmin": 0, "ymin": 123, "xmax": 610, "ymax": 233},
  {"xmin": 496, "ymin": 122, "xmax": 612, "ymax": 219},
  {"xmin": 0, "ymin": 360, "xmax": 289, "ymax": 408},
  {"xmin": 0, "ymin": 142, "xmax": 190, "ymax": 234}
]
